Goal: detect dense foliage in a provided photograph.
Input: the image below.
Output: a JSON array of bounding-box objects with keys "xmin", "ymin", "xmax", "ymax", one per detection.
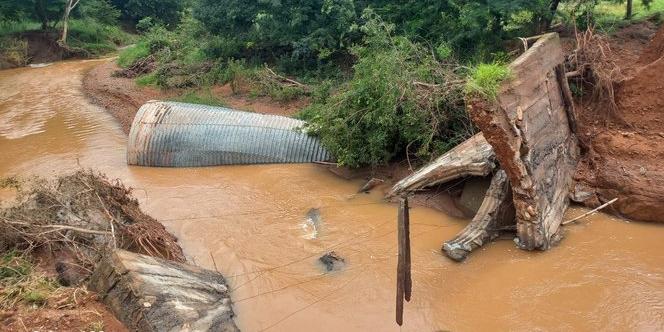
[{"xmin": 299, "ymin": 14, "xmax": 472, "ymax": 167}]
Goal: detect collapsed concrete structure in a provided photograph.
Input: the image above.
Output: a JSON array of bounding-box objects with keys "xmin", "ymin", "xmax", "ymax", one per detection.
[{"xmin": 390, "ymin": 33, "xmax": 580, "ymax": 260}]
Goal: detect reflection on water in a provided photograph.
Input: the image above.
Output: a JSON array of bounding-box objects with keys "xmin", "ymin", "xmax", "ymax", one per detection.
[{"xmin": 1, "ymin": 60, "xmax": 663, "ymax": 331}]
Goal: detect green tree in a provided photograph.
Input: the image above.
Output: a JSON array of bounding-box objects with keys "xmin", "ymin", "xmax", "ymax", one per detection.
[{"xmin": 111, "ymin": 0, "xmax": 183, "ymax": 27}]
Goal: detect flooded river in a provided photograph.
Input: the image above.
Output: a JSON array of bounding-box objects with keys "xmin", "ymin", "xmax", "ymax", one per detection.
[{"xmin": 1, "ymin": 60, "xmax": 663, "ymax": 331}]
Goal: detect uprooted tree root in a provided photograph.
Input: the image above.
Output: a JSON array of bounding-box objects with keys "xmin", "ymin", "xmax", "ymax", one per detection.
[
  {"xmin": 567, "ymin": 27, "xmax": 626, "ymax": 124},
  {"xmin": 0, "ymin": 170, "xmax": 185, "ymax": 279}
]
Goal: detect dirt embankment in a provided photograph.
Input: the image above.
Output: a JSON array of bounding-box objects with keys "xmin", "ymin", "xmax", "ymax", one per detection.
[
  {"xmin": 83, "ymin": 61, "xmax": 307, "ymax": 134},
  {"xmin": 1, "ymin": 31, "xmax": 89, "ymax": 69},
  {"xmin": 574, "ymin": 23, "xmax": 664, "ymax": 222}
]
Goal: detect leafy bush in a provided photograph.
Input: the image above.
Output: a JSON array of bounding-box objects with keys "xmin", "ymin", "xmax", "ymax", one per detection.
[
  {"xmin": 169, "ymin": 89, "xmax": 226, "ymax": 107},
  {"xmin": 78, "ymin": 0, "xmax": 121, "ymax": 26},
  {"xmin": 465, "ymin": 63, "xmax": 511, "ymax": 100},
  {"xmin": 117, "ymin": 42, "xmax": 150, "ymax": 67},
  {"xmin": 299, "ymin": 13, "xmax": 471, "ymax": 168},
  {"xmin": 111, "ymin": 0, "xmax": 183, "ymax": 28},
  {"xmin": 67, "ymin": 19, "xmax": 133, "ymax": 56}
]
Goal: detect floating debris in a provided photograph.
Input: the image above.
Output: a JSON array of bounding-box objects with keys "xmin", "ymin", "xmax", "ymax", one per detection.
[{"xmin": 319, "ymin": 251, "xmax": 345, "ymax": 271}]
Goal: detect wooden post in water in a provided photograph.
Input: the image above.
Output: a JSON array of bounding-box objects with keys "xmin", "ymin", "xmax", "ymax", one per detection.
[{"xmin": 396, "ymin": 197, "xmax": 412, "ymax": 326}]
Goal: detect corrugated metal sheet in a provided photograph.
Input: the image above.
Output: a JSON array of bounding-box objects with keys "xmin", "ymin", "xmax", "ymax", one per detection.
[{"xmin": 127, "ymin": 101, "xmax": 331, "ymax": 167}]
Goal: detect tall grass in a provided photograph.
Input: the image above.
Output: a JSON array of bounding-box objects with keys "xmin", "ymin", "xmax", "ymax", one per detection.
[
  {"xmin": 0, "ymin": 21, "xmax": 40, "ymax": 37},
  {"xmin": 594, "ymin": 0, "xmax": 664, "ymax": 26},
  {"xmin": 67, "ymin": 19, "xmax": 135, "ymax": 56}
]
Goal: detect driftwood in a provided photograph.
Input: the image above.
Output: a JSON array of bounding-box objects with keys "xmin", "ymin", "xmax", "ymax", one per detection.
[
  {"xmin": 442, "ymin": 170, "xmax": 515, "ymax": 261},
  {"xmin": 467, "ymin": 33, "xmax": 579, "ymax": 250},
  {"xmin": 387, "ymin": 133, "xmax": 496, "ymax": 198},
  {"xmin": 90, "ymin": 250, "xmax": 239, "ymax": 331},
  {"xmin": 395, "ymin": 197, "xmax": 411, "ymax": 326}
]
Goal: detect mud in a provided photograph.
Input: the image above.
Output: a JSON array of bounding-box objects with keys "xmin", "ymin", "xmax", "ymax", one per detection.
[
  {"xmin": 574, "ymin": 24, "xmax": 664, "ymax": 222},
  {"xmin": 1, "ymin": 58, "xmax": 664, "ymax": 331},
  {"xmin": 2, "ymin": 300, "xmax": 127, "ymax": 332}
]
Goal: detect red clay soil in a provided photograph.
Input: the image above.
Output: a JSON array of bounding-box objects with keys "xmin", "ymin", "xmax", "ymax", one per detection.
[
  {"xmin": 1, "ymin": 301, "xmax": 128, "ymax": 332},
  {"xmin": 83, "ymin": 61, "xmax": 175, "ymax": 134},
  {"xmin": 574, "ymin": 23, "xmax": 664, "ymax": 222},
  {"xmin": 83, "ymin": 60, "xmax": 305, "ymax": 134}
]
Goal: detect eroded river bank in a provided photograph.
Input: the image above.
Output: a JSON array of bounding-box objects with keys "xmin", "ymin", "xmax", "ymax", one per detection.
[{"xmin": 1, "ymin": 60, "xmax": 663, "ymax": 331}]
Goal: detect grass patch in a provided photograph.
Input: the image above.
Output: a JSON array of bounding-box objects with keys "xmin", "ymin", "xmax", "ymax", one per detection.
[
  {"xmin": 594, "ymin": 0, "xmax": 664, "ymax": 29},
  {"xmin": 0, "ymin": 251, "xmax": 58, "ymax": 309},
  {"xmin": 118, "ymin": 42, "xmax": 150, "ymax": 68},
  {"xmin": 169, "ymin": 89, "xmax": 227, "ymax": 106},
  {"xmin": 136, "ymin": 72, "xmax": 158, "ymax": 86},
  {"xmin": 67, "ymin": 19, "xmax": 136, "ymax": 56},
  {"xmin": 465, "ymin": 63, "xmax": 511, "ymax": 100},
  {"xmin": 0, "ymin": 21, "xmax": 40, "ymax": 37}
]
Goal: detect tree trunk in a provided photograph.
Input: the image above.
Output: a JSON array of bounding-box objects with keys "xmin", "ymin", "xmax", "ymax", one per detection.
[
  {"xmin": 625, "ymin": 0, "xmax": 633, "ymax": 19},
  {"xmin": 60, "ymin": 0, "xmax": 81, "ymax": 44},
  {"xmin": 541, "ymin": 0, "xmax": 562, "ymax": 32}
]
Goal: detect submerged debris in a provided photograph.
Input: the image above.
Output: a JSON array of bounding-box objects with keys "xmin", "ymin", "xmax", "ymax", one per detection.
[
  {"xmin": 319, "ymin": 251, "xmax": 345, "ymax": 271},
  {"xmin": 302, "ymin": 208, "xmax": 322, "ymax": 239},
  {"xmin": 358, "ymin": 178, "xmax": 385, "ymax": 193}
]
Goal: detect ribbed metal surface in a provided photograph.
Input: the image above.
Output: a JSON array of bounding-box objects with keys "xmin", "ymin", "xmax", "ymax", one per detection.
[{"xmin": 127, "ymin": 101, "xmax": 331, "ymax": 167}]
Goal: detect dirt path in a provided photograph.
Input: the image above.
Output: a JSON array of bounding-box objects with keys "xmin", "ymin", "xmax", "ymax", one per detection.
[
  {"xmin": 83, "ymin": 61, "xmax": 306, "ymax": 134},
  {"xmin": 574, "ymin": 22, "xmax": 664, "ymax": 222}
]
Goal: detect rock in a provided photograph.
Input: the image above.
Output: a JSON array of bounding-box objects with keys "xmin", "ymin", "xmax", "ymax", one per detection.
[
  {"xmin": 89, "ymin": 250, "xmax": 238, "ymax": 332},
  {"xmin": 319, "ymin": 251, "xmax": 345, "ymax": 271},
  {"xmin": 456, "ymin": 176, "xmax": 492, "ymax": 216}
]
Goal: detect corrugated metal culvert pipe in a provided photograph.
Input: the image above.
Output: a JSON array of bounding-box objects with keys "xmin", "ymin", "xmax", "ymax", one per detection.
[{"xmin": 127, "ymin": 101, "xmax": 332, "ymax": 167}]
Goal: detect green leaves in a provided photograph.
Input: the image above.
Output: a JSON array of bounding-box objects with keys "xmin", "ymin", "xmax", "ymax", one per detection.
[
  {"xmin": 299, "ymin": 15, "xmax": 470, "ymax": 168},
  {"xmin": 465, "ymin": 63, "xmax": 511, "ymax": 100}
]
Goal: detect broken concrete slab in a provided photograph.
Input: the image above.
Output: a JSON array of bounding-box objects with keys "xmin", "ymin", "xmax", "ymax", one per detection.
[{"xmin": 89, "ymin": 250, "xmax": 239, "ymax": 332}]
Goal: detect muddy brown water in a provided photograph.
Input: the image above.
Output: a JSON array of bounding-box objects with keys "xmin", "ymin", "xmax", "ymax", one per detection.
[{"xmin": 1, "ymin": 60, "xmax": 663, "ymax": 331}]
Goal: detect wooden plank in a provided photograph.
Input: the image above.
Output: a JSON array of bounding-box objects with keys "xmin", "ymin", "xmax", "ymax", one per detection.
[
  {"xmin": 395, "ymin": 198, "xmax": 406, "ymax": 326},
  {"xmin": 442, "ymin": 170, "xmax": 515, "ymax": 261},
  {"xmin": 387, "ymin": 133, "xmax": 495, "ymax": 198},
  {"xmin": 403, "ymin": 198, "xmax": 411, "ymax": 302}
]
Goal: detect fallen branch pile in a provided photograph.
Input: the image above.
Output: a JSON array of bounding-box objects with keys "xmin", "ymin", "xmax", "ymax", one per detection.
[{"xmin": 0, "ymin": 171, "xmax": 185, "ymax": 276}]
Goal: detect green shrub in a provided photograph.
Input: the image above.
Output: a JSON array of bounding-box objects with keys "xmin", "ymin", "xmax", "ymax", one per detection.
[
  {"xmin": 118, "ymin": 42, "xmax": 150, "ymax": 67},
  {"xmin": 79, "ymin": 0, "xmax": 121, "ymax": 26},
  {"xmin": 135, "ymin": 72, "xmax": 157, "ymax": 86},
  {"xmin": 0, "ymin": 251, "xmax": 31, "ymax": 281},
  {"xmin": 67, "ymin": 19, "xmax": 135, "ymax": 56},
  {"xmin": 465, "ymin": 63, "xmax": 511, "ymax": 100},
  {"xmin": 169, "ymin": 89, "xmax": 226, "ymax": 106},
  {"xmin": 299, "ymin": 13, "xmax": 471, "ymax": 168}
]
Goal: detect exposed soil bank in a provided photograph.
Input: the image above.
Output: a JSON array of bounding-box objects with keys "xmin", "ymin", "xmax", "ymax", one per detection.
[
  {"xmin": 574, "ymin": 23, "xmax": 664, "ymax": 222},
  {"xmin": 0, "ymin": 31, "xmax": 89, "ymax": 70},
  {"xmin": 83, "ymin": 61, "xmax": 173, "ymax": 133}
]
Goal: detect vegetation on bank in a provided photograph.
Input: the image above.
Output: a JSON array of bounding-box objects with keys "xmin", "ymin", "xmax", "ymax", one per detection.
[
  {"xmin": 0, "ymin": 0, "xmax": 184, "ymax": 65},
  {"xmin": 110, "ymin": 0, "xmax": 664, "ymax": 168}
]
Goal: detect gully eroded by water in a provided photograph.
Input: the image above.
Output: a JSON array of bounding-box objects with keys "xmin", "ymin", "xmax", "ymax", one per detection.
[{"xmin": 1, "ymin": 60, "xmax": 662, "ymax": 331}]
